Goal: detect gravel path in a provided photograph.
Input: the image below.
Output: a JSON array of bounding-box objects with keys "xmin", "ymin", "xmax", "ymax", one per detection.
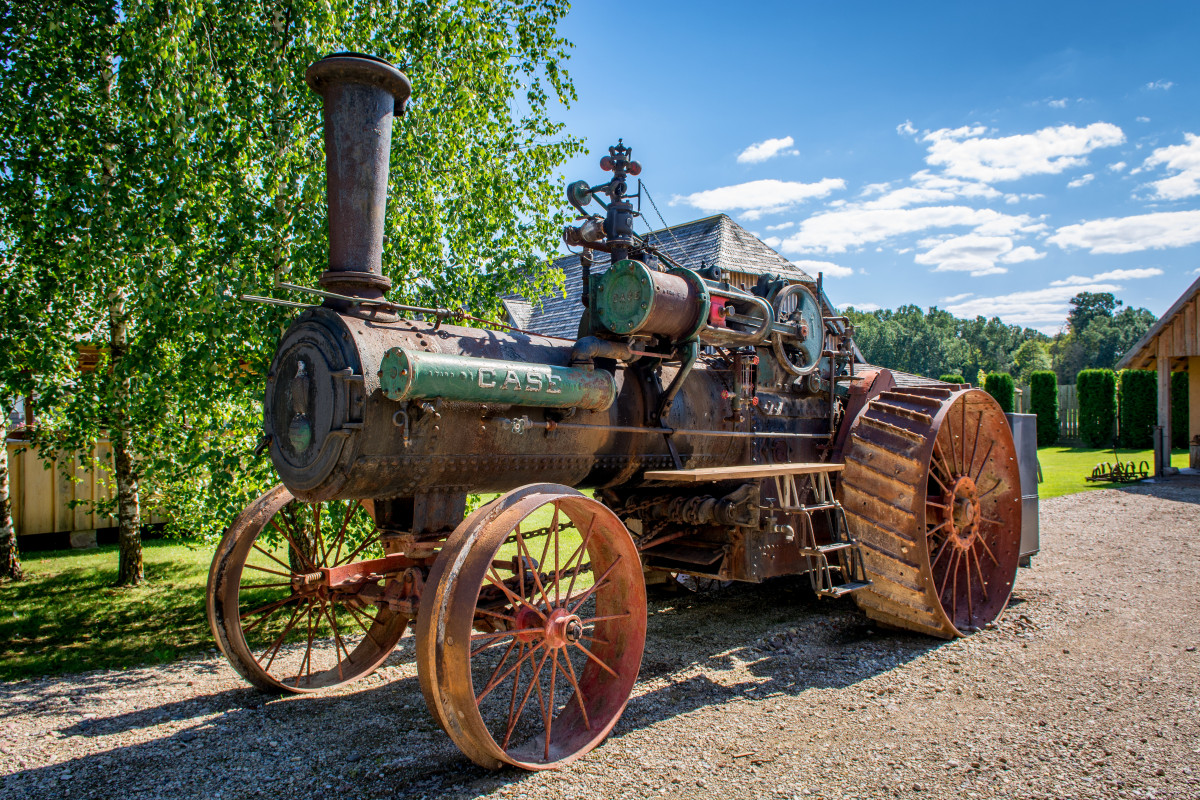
[{"xmin": 2, "ymin": 478, "xmax": 1199, "ymax": 800}]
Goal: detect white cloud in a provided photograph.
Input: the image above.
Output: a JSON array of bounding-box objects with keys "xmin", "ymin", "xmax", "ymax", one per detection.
[
  {"xmin": 1001, "ymin": 246, "xmax": 1046, "ymax": 263},
  {"xmin": 945, "ymin": 283, "xmax": 1124, "ymax": 329},
  {"xmin": 762, "ymin": 236, "xmax": 783, "ymax": 249},
  {"xmin": 897, "ymin": 120, "xmax": 917, "ymax": 137},
  {"xmin": 922, "ymin": 122, "xmax": 1125, "ymax": 183},
  {"xmin": 941, "ymin": 293, "xmax": 974, "ymax": 303},
  {"xmin": 1049, "ymin": 268, "xmax": 1164, "ymax": 286},
  {"xmin": 1108, "ymin": 161, "xmax": 1128, "ymax": 172},
  {"xmin": 1067, "ymin": 173, "xmax": 1095, "ymax": 188},
  {"xmin": 1146, "ymin": 80, "xmax": 1174, "ymax": 91},
  {"xmin": 1048, "ymin": 98, "xmax": 1069, "ymax": 109},
  {"xmin": 841, "ymin": 302, "xmax": 881, "ymax": 311},
  {"xmin": 672, "ymin": 178, "xmax": 845, "ymax": 220},
  {"xmin": 1137, "ymin": 116, "xmax": 1151, "ymax": 123},
  {"xmin": 860, "ymin": 182, "xmax": 891, "ymax": 197},
  {"xmin": 737, "ymin": 136, "xmax": 799, "ymax": 164},
  {"xmin": 1048, "ymin": 210, "xmax": 1200, "ymax": 253},
  {"xmin": 782, "ymin": 205, "xmax": 1044, "ymax": 254},
  {"xmin": 1142, "ymin": 133, "xmax": 1200, "ymax": 200},
  {"xmin": 764, "ymin": 221, "xmax": 795, "ymax": 231},
  {"xmin": 911, "ymin": 234, "xmax": 1044, "ymax": 276},
  {"xmin": 791, "ymin": 259, "xmax": 853, "ymax": 278}
]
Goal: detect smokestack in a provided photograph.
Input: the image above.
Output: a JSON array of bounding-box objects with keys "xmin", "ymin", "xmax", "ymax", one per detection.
[{"xmin": 305, "ymin": 53, "xmax": 412, "ymax": 304}]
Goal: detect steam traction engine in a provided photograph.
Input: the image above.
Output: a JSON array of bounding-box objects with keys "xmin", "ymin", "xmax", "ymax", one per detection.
[{"xmin": 207, "ymin": 54, "xmax": 1025, "ymax": 770}]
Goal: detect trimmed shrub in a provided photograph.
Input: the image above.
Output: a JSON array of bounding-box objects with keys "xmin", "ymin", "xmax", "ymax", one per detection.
[
  {"xmin": 984, "ymin": 372, "xmax": 1015, "ymax": 413},
  {"xmin": 1077, "ymin": 369, "xmax": 1117, "ymax": 447},
  {"xmin": 1118, "ymin": 370, "xmax": 1156, "ymax": 448},
  {"xmin": 1029, "ymin": 371, "xmax": 1059, "ymax": 446},
  {"xmin": 1173, "ymin": 370, "xmax": 1189, "ymax": 448},
  {"xmin": 939, "ymin": 373, "xmax": 966, "ymax": 384}
]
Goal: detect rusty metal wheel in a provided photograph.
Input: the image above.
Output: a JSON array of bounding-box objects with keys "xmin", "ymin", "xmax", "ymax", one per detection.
[
  {"xmin": 839, "ymin": 387, "xmax": 1022, "ymax": 637},
  {"xmin": 207, "ymin": 484, "xmax": 409, "ymax": 693},
  {"xmin": 416, "ymin": 484, "xmax": 647, "ymax": 770}
]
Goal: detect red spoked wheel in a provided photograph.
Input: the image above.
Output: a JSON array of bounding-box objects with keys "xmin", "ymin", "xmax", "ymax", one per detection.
[
  {"xmin": 416, "ymin": 484, "xmax": 647, "ymax": 770},
  {"xmin": 207, "ymin": 485, "xmax": 410, "ymax": 693}
]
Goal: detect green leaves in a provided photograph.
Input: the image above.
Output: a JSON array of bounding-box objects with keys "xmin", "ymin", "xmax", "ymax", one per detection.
[{"xmin": 1, "ymin": 0, "xmax": 579, "ymax": 541}]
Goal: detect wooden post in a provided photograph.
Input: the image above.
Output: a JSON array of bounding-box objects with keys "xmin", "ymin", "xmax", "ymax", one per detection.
[
  {"xmin": 1190, "ymin": 356, "xmax": 1200, "ymax": 469},
  {"xmin": 1156, "ymin": 337, "xmax": 1172, "ymax": 476}
]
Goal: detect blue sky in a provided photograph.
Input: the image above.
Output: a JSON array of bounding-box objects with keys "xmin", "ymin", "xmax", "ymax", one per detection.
[{"xmin": 551, "ymin": 1, "xmax": 1200, "ymax": 332}]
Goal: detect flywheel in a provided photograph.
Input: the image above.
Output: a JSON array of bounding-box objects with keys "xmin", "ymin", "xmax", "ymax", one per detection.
[{"xmin": 837, "ymin": 386, "xmax": 1022, "ymax": 638}]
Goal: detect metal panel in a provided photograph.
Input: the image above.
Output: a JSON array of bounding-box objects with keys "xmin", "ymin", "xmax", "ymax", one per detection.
[{"xmin": 1006, "ymin": 413, "xmax": 1040, "ymax": 560}]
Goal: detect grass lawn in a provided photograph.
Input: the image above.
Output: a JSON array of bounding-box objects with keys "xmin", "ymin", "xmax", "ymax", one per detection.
[
  {"xmin": 1036, "ymin": 445, "xmax": 1190, "ymax": 499},
  {"xmin": 3, "ymin": 450, "xmax": 1190, "ymax": 681},
  {"xmin": 1, "ymin": 539, "xmax": 213, "ymax": 681}
]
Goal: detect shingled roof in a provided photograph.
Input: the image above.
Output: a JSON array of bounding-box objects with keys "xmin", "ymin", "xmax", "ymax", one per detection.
[{"xmin": 508, "ymin": 214, "xmax": 813, "ymax": 339}]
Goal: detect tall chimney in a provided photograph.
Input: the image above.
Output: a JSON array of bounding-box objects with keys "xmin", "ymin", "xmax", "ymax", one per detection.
[{"xmin": 305, "ymin": 53, "xmax": 412, "ymax": 305}]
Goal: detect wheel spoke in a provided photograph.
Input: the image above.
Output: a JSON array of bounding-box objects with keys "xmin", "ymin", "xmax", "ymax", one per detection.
[
  {"xmin": 559, "ymin": 649, "xmax": 590, "ymax": 730},
  {"xmin": 562, "ymin": 515, "xmax": 597, "ymax": 602},
  {"xmin": 976, "ymin": 534, "xmax": 1000, "ymax": 566},
  {"xmin": 572, "ymin": 641, "xmax": 618, "ymax": 678},
  {"xmin": 259, "ymin": 602, "xmax": 306, "ymax": 669},
  {"xmin": 930, "ymin": 536, "xmax": 952, "ymax": 572},
  {"xmin": 486, "ymin": 569, "xmax": 545, "ymax": 620},
  {"xmin": 501, "ymin": 647, "xmax": 550, "ymax": 749},
  {"xmin": 243, "ymin": 563, "xmax": 294, "ymax": 579},
  {"xmin": 252, "ymin": 543, "xmax": 298, "ymax": 575},
  {"xmin": 932, "ymin": 443, "xmax": 956, "ymax": 482},
  {"xmin": 270, "ymin": 517, "xmax": 315, "ymax": 573},
  {"xmin": 945, "ymin": 418, "xmax": 960, "ymax": 478},
  {"xmin": 967, "ymin": 410, "xmax": 983, "ymax": 480},
  {"xmin": 318, "ymin": 599, "xmax": 351, "ymax": 681},
  {"xmin": 332, "ymin": 500, "xmax": 360, "ymax": 568},
  {"xmin": 516, "ymin": 525, "xmax": 553, "ymax": 613},
  {"xmin": 544, "ymin": 649, "xmax": 558, "ymax": 760},
  {"xmin": 336, "ymin": 533, "xmax": 382, "ymax": 568},
  {"xmin": 478, "ymin": 638, "xmax": 518, "ymax": 698},
  {"xmin": 568, "ymin": 555, "xmax": 622, "ymax": 614},
  {"xmin": 478, "ymin": 642, "xmax": 543, "ymax": 704},
  {"xmin": 240, "ymin": 595, "xmax": 298, "ymax": 627},
  {"xmin": 972, "ymin": 439, "xmax": 995, "ymax": 483},
  {"xmin": 970, "ymin": 545, "xmax": 989, "ymax": 602},
  {"xmin": 581, "ymin": 612, "xmax": 629, "ymax": 624}
]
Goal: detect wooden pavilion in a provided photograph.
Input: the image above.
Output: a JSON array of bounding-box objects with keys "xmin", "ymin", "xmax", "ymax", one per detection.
[{"xmin": 1116, "ymin": 274, "xmax": 1200, "ymax": 474}]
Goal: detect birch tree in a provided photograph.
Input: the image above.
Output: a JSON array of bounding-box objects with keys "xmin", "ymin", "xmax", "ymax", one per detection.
[{"xmin": 0, "ymin": 0, "xmax": 580, "ymax": 585}]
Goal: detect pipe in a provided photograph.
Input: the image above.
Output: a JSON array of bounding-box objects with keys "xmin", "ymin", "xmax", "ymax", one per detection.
[{"xmin": 305, "ymin": 53, "xmax": 412, "ymax": 305}]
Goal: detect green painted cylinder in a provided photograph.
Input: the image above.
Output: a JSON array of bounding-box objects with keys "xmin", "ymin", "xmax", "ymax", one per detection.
[{"xmin": 379, "ymin": 347, "xmax": 617, "ymax": 411}]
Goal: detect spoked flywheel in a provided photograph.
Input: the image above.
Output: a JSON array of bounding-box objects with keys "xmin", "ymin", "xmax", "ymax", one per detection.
[
  {"xmin": 416, "ymin": 484, "xmax": 647, "ymax": 770},
  {"xmin": 838, "ymin": 386, "xmax": 1022, "ymax": 638},
  {"xmin": 207, "ymin": 485, "xmax": 410, "ymax": 692}
]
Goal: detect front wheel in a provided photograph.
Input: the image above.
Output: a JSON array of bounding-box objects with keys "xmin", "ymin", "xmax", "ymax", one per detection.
[{"xmin": 416, "ymin": 484, "xmax": 647, "ymax": 770}]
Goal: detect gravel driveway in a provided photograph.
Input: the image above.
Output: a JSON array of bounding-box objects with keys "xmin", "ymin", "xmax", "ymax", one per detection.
[{"xmin": 2, "ymin": 478, "xmax": 1198, "ymax": 800}]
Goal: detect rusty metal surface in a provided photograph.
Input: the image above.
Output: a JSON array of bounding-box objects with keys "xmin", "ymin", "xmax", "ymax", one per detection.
[
  {"xmin": 838, "ymin": 387, "xmax": 1023, "ymax": 637},
  {"xmin": 206, "ymin": 485, "xmax": 410, "ymax": 693},
  {"xmin": 416, "ymin": 485, "xmax": 646, "ymax": 769},
  {"xmin": 305, "ymin": 54, "xmax": 411, "ymax": 304}
]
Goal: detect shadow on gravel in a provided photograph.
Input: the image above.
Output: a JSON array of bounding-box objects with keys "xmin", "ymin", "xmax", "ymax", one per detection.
[{"xmin": 4, "ymin": 578, "xmax": 947, "ymax": 800}]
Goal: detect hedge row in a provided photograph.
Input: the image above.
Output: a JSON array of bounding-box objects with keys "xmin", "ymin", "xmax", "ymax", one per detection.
[
  {"xmin": 983, "ymin": 372, "xmax": 1015, "ymax": 413},
  {"xmin": 939, "ymin": 373, "xmax": 966, "ymax": 384},
  {"xmin": 1077, "ymin": 369, "xmax": 1117, "ymax": 447},
  {"xmin": 1118, "ymin": 370, "xmax": 1156, "ymax": 448},
  {"xmin": 1029, "ymin": 370, "xmax": 1058, "ymax": 446},
  {"xmin": 1172, "ymin": 371, "xmax": 1190, "ymax": 448}
]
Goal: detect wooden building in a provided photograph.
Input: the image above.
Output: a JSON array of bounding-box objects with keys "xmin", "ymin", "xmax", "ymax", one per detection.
[{"xmin": 1116, "ymin": 274, "xmax": 1200, "ymax": 473}]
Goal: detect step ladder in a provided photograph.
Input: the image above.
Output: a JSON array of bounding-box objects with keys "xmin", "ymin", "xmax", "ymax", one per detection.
[
  {"xmin": 772, "ymin": 465, "xmax": 871, "ymax": 598},
  {"xmin": 644, "ymin": 461, "xmax": 871, "ymax": 598}
]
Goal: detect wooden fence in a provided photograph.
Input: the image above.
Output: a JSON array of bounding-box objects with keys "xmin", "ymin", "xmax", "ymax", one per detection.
[
  {"xmin": 6, "ymin": 439, "xmax": 118, "ymax": 538},
  {"xmin": 1058, "ymin": 384, "xmax": 1079, "ymax": 442}
]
